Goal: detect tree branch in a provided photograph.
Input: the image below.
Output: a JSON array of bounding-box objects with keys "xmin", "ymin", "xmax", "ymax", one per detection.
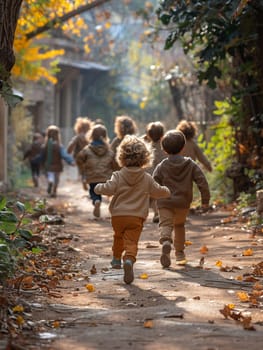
[{"xmin": 26, "ymin": 0, "xmax": 112, "ymax": 40}]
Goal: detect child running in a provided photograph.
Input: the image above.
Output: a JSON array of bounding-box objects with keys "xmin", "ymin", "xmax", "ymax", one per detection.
[
  {"xmin": 145, "ymin": 121, "xmax": 167, "ymax": 223},
  {"xmin": 41, "ymin": 125, "xmax": 75, "ymax": 198},
  {"xmin": 153, "ymin": 130, "xmax": 210, "ymax": 267},
  {"xmin": 95, "ymin": 135, "xmax": 170, "ymax": 284},
  {"xmin": 76, "ymin": 124, "xmax": 118, "ymax": 218}
]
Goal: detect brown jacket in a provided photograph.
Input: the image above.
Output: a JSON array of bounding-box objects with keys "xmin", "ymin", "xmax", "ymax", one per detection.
[
  {"xmin": 153, "ymin": 155, "xmax": 210, "ymax": 209},
  {"xmin": 95, "ymin": 167, "xmax": 170, "ymax": 219},
  {"xmin": 76, "ymin": 142, "xmax": 117, "ymax": 183}
]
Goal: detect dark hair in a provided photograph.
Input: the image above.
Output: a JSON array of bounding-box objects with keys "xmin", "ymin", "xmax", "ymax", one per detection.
[
  {"xmin": 146, "ymin": 121, "xmax": 165, "ymax": 142},
  {"xmin": 161, "ymin": 130, "xmax": 186, "ymax": 155},
  {"xmin": 176, "ymin": 120, "xmax": 197, "ymax": 140},
  {"xmin": 89, "ymin": 124, "xmax": 109, "ymax": 143}
]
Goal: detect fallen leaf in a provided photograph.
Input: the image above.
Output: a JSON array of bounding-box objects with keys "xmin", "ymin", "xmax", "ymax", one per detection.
[
  {"xmin": 90, "ymin": 265, "xmax": 97, "ymax": 274},
  {"xmin": 236, "ymin": 291, "xmax": 249, "ymax": 302},
  {"xmin": 242, "ymin": 248, "xmax": 253, "ymax": 256},
  {"xmin": 13, "ymin": 305, "xmax": 24, "ymax": 312},
  {"xmin": 53, "ymin": 320, "xmax": 60, "ymax": 328},
  {"xmin": 16, "ymin": 315, "xmax": 25, "ymax": 326},
  {"xmin": 185, "ymin": 240, "xmax": 192, "ymax": 246},
  {"xmin": 144, "ymin": 319, "xmax": 153, "ymax": 328},
  {"xmin": 236, "ymin": 275, "xmax": 243, "ymax": 281},
  {"xmin": 140, "ymin": 273, "xmax": 148, "ymax": 279},
  {"xmin": 200, "ymin": 245, "xmax": 208, "ymax": 254},
  {"xmin": 215, "ymin": 260, "xmax": 223, "ymax": 267},
  {"xmin": 86, "ymin": 284, "xmax": 95, "ymax": 292},
  {"xmin": 219, "ymin": 305, "xmax": 232, "ymax": 319}
]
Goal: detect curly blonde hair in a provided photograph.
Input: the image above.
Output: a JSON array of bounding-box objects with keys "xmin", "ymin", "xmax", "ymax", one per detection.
[
  {"xmin": 117, "ymin": 135, "xmax": 152, "ymax": 168},
  {"xmin": 176, "ymin": 120, "xmax": 198, "ymax": 140},
  {"xmin": 74, "ymin": 117, "xmax": 93, "ymax": 134},
  {"xmin": 114, "ymin": 115, "xmax": 137, "ymax": 139}
]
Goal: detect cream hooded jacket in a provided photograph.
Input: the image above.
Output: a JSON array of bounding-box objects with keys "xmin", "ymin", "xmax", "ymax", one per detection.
[{"xmin": 94, "ymin": 167, "xmax": 170, "ymax": 219}]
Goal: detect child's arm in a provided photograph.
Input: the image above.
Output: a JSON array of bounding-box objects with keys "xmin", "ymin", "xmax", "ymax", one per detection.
[
  {"xmin": 60, "ymin": 146, "xmax": 75, "ymax": 165},
  {"xmin": 193, "ymin": 165, "xmax": 210, "ymax": 206},
  {"xmin": 148, "ymin": 175, "xmax": 171, "ymax": 199},
  {"xmin": 94, "ymin": 173, "xmax": 118, "ymax": 196}
]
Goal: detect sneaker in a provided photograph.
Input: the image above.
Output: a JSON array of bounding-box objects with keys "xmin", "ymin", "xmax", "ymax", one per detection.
[
  {"xmin": 111, "ymin": 258, "xmax": 122, "ymax": 269},
  {"xmin": 93, "ymin": 200, "xmax": 101, "ymax": 217},
  {"xmin": 160, "ymin": 241, "xmax": 171, "ymax": 268},
  {"xmin": 123, "ymin": 259, "xmax": 134, "ymax": 284},
  {"xmin": 176, "ymin": 251, "xmax": 187, "ymax": 265},
  {"xmin": 152, "ymin": 214, "xmax": 159, "ymax": 223}
]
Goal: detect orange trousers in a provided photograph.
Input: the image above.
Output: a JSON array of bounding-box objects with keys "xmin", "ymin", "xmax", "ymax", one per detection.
[{"xmin": 111, "ymin": 216, "xmax": 144, "ymax": 263}]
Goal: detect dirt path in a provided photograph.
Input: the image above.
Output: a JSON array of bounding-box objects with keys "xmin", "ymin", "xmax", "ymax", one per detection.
[{"xmin": 2, "ymin": 166, "xmax": 263, "ymax": 349}]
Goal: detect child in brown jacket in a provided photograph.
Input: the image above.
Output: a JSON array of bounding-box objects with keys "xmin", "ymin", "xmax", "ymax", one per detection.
[
  {"xmin": 95, "ymin": 135, "xmax": 170, "ymax": 284},
  {"xmin": 153, "ymin": 130, "xmax": 210, "ymax": 267},
  {"xmin": 76, "ymin": 124, "xmax": 118, "ymax": 218}
]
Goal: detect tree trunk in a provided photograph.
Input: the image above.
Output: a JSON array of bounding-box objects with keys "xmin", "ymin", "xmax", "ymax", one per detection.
[{"xmin": 0, "ymin": 0, "xmax": 23, "ymax": 80}]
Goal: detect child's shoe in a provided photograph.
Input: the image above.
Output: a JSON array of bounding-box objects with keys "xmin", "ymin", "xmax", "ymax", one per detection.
[
  {"xmin": 93, "ymin": 200, "xmax": 101, "ymax": 217},
  {"xmin": 123, "ymin": 259, "xmax": 134, "ymax": 284},
  {"xmin": 176, "ymin": 251, "xmax": 187, "ymax": 265},
  {"xmin": 152, "ymin": 213, "xmax": 159, "ymax": 223},
  {"xmin": 160, "ymin": 241, "xmax": 171, "ymax": 268},
  {"xmin": 111, "ymin": 258, "xmax": 122, "ymax": 269}
]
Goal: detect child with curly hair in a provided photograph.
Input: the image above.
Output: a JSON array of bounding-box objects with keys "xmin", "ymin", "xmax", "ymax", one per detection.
[
  {"xmin": 110, "ymin": 115, "xmax": 137, "ymax": 157},
  {"xmin": 95, "ymin": 135, "xmax": 170, "ymax": 284},
  {"xmin": 176, "ymin": 120, "xmax": 212, "ymax": 172},
  {"xmin": 67, "ymin": 116, "xmax": 93, "ymax": 188}
]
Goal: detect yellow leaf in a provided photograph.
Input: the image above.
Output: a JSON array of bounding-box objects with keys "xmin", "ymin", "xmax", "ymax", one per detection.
[
  {"xmin": 140, "ymin": 273, "xmax": 148, "ymax": 279},
  {"xmin": 144, "ymin": 319, "xmax": 153, "ymax": 328},
  {"xmin": 86, "ymin": 284, "xmax": 95, "ymax": 292},
  {"xmin": 236, "ymin": 291, "xmax": 249, "ymax": 302},
  {"xmin": 227, "ymin": 303, "xmax": 235, "ymax": 309},
  {"xmin": 236, "ymin": 275, "xmax": 243, "ymax": 281},
  {"xmin": 185, "ymin": 240, "xmax": 192, "ymax": 246},
  {"xmin": 46, "ymin": 269, "xmax": 55, "ymax": 276},
  {"xmin": 215, "ymin": 260, "xmax": 222, "ymax": 267},
  {"xmin": 16, "ymin": 315, "xmax": 25, "ymax": 326},
  {"xmin": 13, "ymin": 305, "xmax": 24, "ymax": 312}
]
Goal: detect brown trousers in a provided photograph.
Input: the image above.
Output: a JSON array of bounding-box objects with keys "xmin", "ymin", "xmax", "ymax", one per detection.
[
  {"xmin": 111, "ymin": 216, "xmax": 144, "ymax": 263},
  {"xmin": 158, "ymin": 207, "xmax": 189, "ymax": 252}
]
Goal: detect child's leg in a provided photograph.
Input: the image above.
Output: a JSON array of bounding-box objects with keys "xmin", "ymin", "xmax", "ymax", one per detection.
[
  {"xmin": 173, "ymin": 208, "xmax": 189, "ymax": 262},
  {"xmin": 111, "ymin": 216, "xmax": 144, "ymax": 284},
  {"xmin": 158, "ymin": 208, "xmax": 174, "ymax": 244},
  {"xmin": 111, "ymin": 216, "xmax": 125, "ymax": 262},
  {"xmin": 158, "ymin": 208, "xmax": 174, "ymax": 267},
  {"xmin": 89, "ymin": 183, "xmax": 102, "ymax": 217}
]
